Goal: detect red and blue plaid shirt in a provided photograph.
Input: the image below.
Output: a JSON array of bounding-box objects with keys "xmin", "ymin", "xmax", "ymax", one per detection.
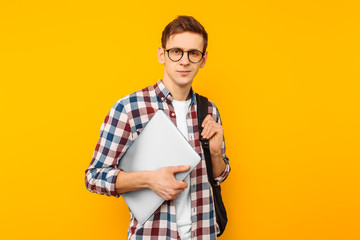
[{"xmin": 85, "ymin": 80, "xmax": 230, "ymax": 239}]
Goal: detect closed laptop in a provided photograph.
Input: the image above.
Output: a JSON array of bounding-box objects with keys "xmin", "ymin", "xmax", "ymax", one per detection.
[{"xmin": 119, "ymin": 110, "xmax": 201, "ymax": 225}]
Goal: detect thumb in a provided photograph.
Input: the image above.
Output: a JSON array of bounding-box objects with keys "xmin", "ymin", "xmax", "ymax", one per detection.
[{"xmin": 171, "ymin": 165, "xmax": 190, "ymax": 174}]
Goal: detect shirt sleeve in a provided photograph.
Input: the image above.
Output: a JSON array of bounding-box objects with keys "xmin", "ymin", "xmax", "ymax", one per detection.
[
  {"xmin": 209, "ymin": 101, "xmax": 231, "ymax": 185},
  {"xmin": 85, "ymin": 101, "xmax": 132, "ymax": 197}
]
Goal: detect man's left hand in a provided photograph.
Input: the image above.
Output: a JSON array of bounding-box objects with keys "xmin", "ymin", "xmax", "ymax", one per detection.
[{"xmin": 201, "ymin": 114, "xmax": 223, "ymax": 157}]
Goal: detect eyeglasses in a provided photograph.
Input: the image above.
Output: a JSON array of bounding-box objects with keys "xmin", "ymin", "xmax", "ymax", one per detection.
[{"xmin": 163, "ymin": 48, "xmax": 205, "ymax": 63}]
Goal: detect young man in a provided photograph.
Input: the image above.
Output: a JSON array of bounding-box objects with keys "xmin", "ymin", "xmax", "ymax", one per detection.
[{"xmin": 85, "ymin": 16, "xmax": 230, "ymax": 239}]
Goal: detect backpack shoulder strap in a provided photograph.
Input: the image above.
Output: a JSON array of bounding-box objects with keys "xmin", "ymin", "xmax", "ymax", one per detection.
[{"xmin": 195, "ymin": 93, "xmax": 216, "ymax": 185}]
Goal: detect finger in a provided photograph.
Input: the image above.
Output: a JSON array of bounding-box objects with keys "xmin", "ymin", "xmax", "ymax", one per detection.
[
  {"xmin": 157, "ymin": 190, "xmax": 170, "ymax": 201},
  {"xmin": 202, "ymin": 120, "xmax": 217, "ymax": 138},
  {"xmin": 175, "ymin": 180, "xmax": 188, "ymax": 190},
  {"xmin": 201, "ymin": 115, "xmax": 213, "ymax": 128},
  {"xmin": 157, "ymin": 186, "xmax": 183, "ymax": 200},
  {"xmin": 205, "ymin": 122, "xmax": 223, "ymax": 136},
  {"xmin": 205, "ymin": 124, "xmax": 223, "ymax": 139},
  {"xmin": 171, "ymin": 165, "xmax": 190, "ymax": 174},
  {"xmin": 206, "ymin": 126, "xmax": 220, "ymax": 139},
  {"xmin": 204, "ymin": 127, "xmax": 216, "ymax": 139},
  {"xmin": 168, "ymin": 190, "xmax": 183, "ymax": 200},
  {"xmin": 201, "ymin": 114, "xmax": 214, "ymax": 128},
  {"xmin": 201, "ymin": 117, "xmax": 212, "ymax": 134},
  {"xmin": 202, "ymin": 124, "xmax": 214, "ymax": 139},
  {"xmin": 164, "ymin": 192, "xmax": 173, "ymax": 201}
]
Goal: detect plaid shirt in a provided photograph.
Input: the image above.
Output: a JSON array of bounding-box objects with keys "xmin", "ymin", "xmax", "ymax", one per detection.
[{"xmin": 85, "ymin": 80, "xmax": 230, "ymax": 239}]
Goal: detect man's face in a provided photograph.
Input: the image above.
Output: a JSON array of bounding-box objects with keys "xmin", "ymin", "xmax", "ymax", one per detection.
[{"xmin": 158, "ymin": 31, "xmax": 207, "ymax": 89}]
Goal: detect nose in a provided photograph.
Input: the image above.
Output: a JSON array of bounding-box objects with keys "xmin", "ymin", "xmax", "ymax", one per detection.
[{"xmin": 179, "ymin": 52, "xmax": 190, "ymax": 65}]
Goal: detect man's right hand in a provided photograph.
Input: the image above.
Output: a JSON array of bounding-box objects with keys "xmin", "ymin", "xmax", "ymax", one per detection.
[{"xmin": 148, "ymin": 165, "xmax": 190, "ymax": 201}]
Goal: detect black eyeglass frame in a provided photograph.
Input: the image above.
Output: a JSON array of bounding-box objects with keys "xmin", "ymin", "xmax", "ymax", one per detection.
[{"xmin": 163, "ymin": 48, "xmax": 205, "ymax": 63}]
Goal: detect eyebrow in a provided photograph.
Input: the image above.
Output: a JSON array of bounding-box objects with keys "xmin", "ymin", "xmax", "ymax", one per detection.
[{"xmin": 170, "ymin": 47, "xmax": 202, "ymax": 52}]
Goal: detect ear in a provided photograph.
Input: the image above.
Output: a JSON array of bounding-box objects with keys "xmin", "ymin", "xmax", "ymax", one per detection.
[
  {"xmin": 200, "ymin": 51, "xmax": 208, "ymax": 68},
  {"xmin": 158, "ymin": 46, "xmax": 165, "ymax": 64}
]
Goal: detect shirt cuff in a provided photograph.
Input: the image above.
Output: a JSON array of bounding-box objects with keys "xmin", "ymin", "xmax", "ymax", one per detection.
[
  {"xmin": 214, "ymin": 157, "xmax": 230, "ymax": 185},
  {"xmin": 107, "ymin": 168, "xmax": 123, "ymax": 198}
]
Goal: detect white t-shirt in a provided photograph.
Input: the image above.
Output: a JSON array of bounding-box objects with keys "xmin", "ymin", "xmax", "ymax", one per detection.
[{"xmin": 172, "ymin": 99, "xmax": 192, "ymax": 240}]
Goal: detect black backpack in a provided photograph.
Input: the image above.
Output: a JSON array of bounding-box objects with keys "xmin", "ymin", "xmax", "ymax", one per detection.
[{"xmin": 196, "ymin": 93, "xmax": 228, "ymax": 237}]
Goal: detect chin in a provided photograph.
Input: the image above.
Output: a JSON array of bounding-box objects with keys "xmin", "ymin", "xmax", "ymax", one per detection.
[
  {"xmin": 175, "ymin": 75, "xmax": 194, "ymax": 85},
  {"xmin": 175, "ymin": 79, "xmax": 193, "ymax": 87}
]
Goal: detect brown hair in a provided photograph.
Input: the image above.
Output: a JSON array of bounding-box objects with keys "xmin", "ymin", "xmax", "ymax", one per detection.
[{"xmin": 161, "ymin": 15, "xmax": 208, "ymax": 52}]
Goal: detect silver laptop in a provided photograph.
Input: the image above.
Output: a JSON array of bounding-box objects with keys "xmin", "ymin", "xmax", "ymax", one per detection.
[{"xmin": 118, "ymin": 110, "xmax": 201, "ymax": 225}]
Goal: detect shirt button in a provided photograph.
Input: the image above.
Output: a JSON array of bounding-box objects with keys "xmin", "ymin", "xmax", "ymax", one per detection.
[{"xmin": 171, "ymin": 112, "xmax": 175, "ymax": 117}]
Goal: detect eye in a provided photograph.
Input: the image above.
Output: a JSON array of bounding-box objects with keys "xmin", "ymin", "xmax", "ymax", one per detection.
[
  {"xmin": 189, "ymin": 50, "xmax": 201, "ymax": 56},
  {"xmin": 170, "ymin": 48, "xmax": 182, "ymax": 55}
]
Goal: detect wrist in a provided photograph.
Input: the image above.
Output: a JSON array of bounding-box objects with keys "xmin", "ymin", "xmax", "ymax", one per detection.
[
  {"xmin": 210, "ymin": 150, "xmax": 222, "ymax": 158},
  {"xmin": 144, "ymin": 170, "xmax": 154, "ymax": 190}
]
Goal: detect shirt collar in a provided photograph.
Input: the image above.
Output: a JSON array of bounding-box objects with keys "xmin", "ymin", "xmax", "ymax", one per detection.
[
  {"xmin": 154, "ymin": 79, "xmax": 196, "ymax": 105},
  {"xmin": 154, "ymin": 79, "xmax": 171, "ymax": 102}
]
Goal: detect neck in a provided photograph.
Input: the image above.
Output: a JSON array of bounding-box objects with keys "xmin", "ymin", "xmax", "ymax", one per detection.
[{"xmin": 162, "ymin": 78, "xmax": 192, "ymax": 101}]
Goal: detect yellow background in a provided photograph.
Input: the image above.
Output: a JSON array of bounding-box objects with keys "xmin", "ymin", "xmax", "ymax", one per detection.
[{"xmin": 1, "ymin": 0, "xmax": 359, "ymax": 239}]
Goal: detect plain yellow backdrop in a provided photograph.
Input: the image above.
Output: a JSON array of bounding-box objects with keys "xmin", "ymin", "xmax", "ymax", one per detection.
[{"xmin": 1, "ymin": 0, "xmax": 359, "ymax": 239}]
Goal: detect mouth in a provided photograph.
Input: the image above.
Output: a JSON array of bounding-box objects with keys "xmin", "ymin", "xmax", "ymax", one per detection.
[{"xmin": 177, "ymin": 70, "xmax": 191, "ymax": 75}]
